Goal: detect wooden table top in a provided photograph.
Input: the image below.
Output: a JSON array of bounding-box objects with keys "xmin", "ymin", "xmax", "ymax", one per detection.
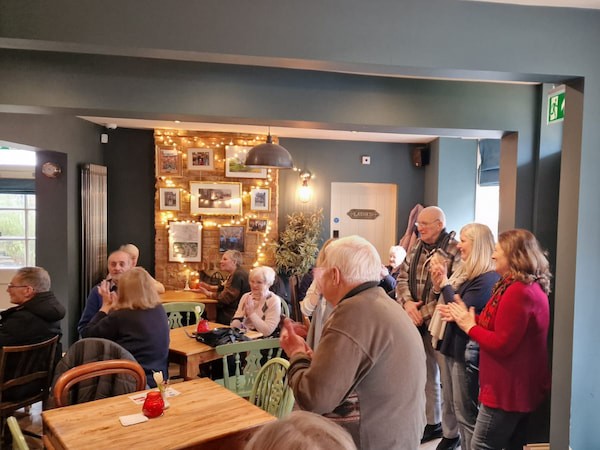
[
  {"xmin": 169, "ymin": 324, "xmax": 261, "ymax": 359},
  {"xmin": 42, "ymin": 378, "xmax": 276, "ymax": 450},
  {"xmin": 160, "ymin": 290, "xmax": 218, "ymax": 304}
]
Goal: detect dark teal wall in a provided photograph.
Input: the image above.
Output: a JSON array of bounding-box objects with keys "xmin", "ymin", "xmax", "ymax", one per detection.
[
  {"xmin": 104, "ymin": 128, "xmax": 156, "ymax": 271},
  {"xmin": 278, "ymin": 138, "xmax": 424, "ymax": 244},
  {"xmin": 0, "ymin": 113, "xmax": 104, "ymax": 345}
]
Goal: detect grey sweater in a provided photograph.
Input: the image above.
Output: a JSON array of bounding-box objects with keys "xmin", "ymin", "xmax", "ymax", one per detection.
[{"xmin": 288, "ymin": 284, "xmax": 426, "ymax": 450}]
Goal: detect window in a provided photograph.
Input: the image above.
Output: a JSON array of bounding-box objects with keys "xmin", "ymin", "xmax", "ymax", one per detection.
[
  {"xmin": 0, "ymin": 149, "xmax": 36, "ymax": 268},
  {"xmin": 475, "ymin": 141, "xmax": 499, "ymax": 239},
  {"xmin": 0, "ymin": 194, "xmax": 36, "ymax": 267}
]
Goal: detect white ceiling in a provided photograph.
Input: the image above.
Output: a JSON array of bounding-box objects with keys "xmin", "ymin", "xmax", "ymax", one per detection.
[{"xmin": 79, "ymin": 116, "xmax": 440, "ymax": 144}]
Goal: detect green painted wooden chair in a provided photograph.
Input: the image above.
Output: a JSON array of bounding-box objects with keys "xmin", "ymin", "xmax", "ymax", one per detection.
[
  {"xmin": 162, "ymin": 302, "xmax": 205, "ymax": 329},
  {"xmin": 7, "ymin": 416, "xmax": 29, "ymax": 450},
  {"xmin": 249, "ymin": 357, "xmax": 294, "ymax": 419},
  {"xmin": 214, "ymin": 338, "xmax": 283, "ymax": 398},
  {"xmin": 280, "ymin": 298, "xmax": 290, "ymax": 317}
]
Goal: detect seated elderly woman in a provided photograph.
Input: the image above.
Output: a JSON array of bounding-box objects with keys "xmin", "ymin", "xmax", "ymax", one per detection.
[
  {"xmin": 80, "ymin": 267, "xmax": 170, "ymax": 387},
  {"xmin": 230, "ymin": 266, "xmax": 282, "ymax": 337}
]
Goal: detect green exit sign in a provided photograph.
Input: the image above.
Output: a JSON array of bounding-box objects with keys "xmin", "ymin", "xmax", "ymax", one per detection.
[{"xmin": 548, "ymin": 86, "xmax": 565, "ymax": 124}]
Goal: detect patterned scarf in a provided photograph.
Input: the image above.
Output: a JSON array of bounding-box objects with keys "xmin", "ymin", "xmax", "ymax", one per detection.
[{"xmin": 478, "ymin": 274, "xmax": 515, "ymax": 329}]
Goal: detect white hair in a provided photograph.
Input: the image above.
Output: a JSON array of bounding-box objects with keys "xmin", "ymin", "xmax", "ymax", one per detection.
[
  {"xmin": 249, "ymin": 265, "xmax": 276, "ymax": 287},
  {"xmin": 323, "ymin": 235, "xmax": 381, "ymax": 284}
]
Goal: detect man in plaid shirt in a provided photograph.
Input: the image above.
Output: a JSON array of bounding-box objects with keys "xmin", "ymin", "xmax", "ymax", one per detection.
[{"xmin": 396, "ymin": 206, "xmax": 460, "ymax": 448}]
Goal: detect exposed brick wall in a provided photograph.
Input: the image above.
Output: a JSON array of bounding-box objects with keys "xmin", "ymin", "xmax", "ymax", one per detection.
[{"xmin": 153, "ymin": 130, "xmax": 279, "ymax": 290}]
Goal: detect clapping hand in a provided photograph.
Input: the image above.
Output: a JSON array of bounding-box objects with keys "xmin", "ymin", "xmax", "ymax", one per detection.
[
  {"xmin": 244, "ymin": 296, "xmax": 257, "ymax": 316},
  {"xmin": 280, "ymin": 318, "xmax": 313, "ymax": 357},
  {"xmin": 98, "ymin": 279, "xmax": 117, "ymax": 313},
  {"xmin": 446, "ymin": 294, "xmax": 477, "ymax": 333},
  {"xmin": 429, "ymin": 261, "xmax": 448, "ymax": 292}
]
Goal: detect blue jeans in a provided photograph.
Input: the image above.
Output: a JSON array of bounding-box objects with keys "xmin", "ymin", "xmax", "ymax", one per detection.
[
  {"xmin": 448, "ymin": 360, "xmax": 478, "ymax": 449},
  {"xmin": 471, "ymin": 404, "xmax": 528, "ymax": 450}
]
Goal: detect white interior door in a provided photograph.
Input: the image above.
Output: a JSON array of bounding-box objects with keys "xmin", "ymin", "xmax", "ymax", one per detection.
[{"xmin": 331, "ymin": 182, "xmax": 397, "ymax": 263}]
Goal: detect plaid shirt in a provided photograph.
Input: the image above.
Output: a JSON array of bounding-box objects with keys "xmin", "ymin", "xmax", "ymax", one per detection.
[{"xmin": 396, "ymin": 234, "xmax": 460, "ymax": 323}]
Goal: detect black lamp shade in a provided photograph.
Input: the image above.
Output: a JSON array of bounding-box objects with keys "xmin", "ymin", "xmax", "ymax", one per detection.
[{"xmin": 245, "ymin": 135, "xmax": 293, "ymax": 169}]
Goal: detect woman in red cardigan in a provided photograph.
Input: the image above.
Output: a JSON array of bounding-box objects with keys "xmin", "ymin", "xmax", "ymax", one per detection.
[{"xmin": 445, "ymin": 229, "xmax": 551, "ymax": 450}]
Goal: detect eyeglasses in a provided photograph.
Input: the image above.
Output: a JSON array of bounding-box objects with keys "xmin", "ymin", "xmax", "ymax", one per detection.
[
  {"xmin": 7, "ymin": 284, "xmax": 29, "ymax": 289},
  {"xmin": 415, "ymin": 219, "xmax": 440, "ymax": 228}
]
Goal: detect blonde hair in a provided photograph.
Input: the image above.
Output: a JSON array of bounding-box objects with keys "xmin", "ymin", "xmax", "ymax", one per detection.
[
  {"xmin": 448, "ymin": 223, "xmax": 496, "ymax": 287},
  {"xmin": 498, "ymin": 229, "xmax": 552, "ymax": 294},
  {"xmin": 244, "ymin": 411, "xmax": 357, "ymax": 450},
  {"xmin": 249, "ymin": 266, "xmax": 276, "ymax": 287},
  {"xmin": 113, "ymin": 267, "xmax": 161, "ymax": 310}
]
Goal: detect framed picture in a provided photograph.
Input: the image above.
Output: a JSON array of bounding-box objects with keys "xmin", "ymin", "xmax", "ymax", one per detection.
[
  {"xmin": 225, "ymin": 145, "xmax": 268, "ymax": 179},
  {"xmin": 189, "ymin": 181, "xmax": 243, "ymax": 216},
  {"xmin": 250, "ymin": 188, "xmax": 270, "ymax": 211},
  {"xmin": 159, "ymin": 188, "xmax": 180, "ymax": 211},
  {"xmin": 219, "ymin": 226, "xmax": 245, "ymax": 252},
  {"xmin": 187, "ymin": 148, "xmax": 214, "ymax": 171},
  {"xmin": 168, "ymin": 221, "xmax": 202, "ymax": 262},
  {"xmin": 247, "ymin": 218, "xmax": 268, "ymax": 233},
  {"xmin": 156, "ymin": 146, "xmax": 182, "ymax": 177}
]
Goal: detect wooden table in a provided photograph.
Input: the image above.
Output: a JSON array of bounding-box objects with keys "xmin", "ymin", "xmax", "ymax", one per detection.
[
  {"xmin": 160, "ymin": 290, "xmax": 218, "ymax": 321},
  {"xmin": 42, "ymin": 378, "xmax": 276, "ymax": 450},
  {"xmin": 168, "ymin": 324, "xmax": 261, "ymax": 380}
]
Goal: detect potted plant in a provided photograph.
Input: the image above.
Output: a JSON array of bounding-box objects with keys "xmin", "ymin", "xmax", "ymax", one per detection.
[
  {"xmin": 271, "ymin": 209, "xmax": 323, "ymax": 278},
  {"xmin": 270, "ymin": 209, "xmax": 323, "ymax": 319}
]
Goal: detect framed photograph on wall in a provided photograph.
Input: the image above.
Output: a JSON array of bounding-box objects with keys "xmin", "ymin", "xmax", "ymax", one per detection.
[
  {"xmin": 156, "ymin": 146, "xmax": 182, "ymax": 177},
  {"xmin": 225, "ymin": 145, "xmax": 268, "ymax": 179},
  {"xmin": 189, "ymin": 181, "xmax": 243, "ymax": 216},
  {"xmin": 168, "ymin": 221, "xmax": 202, "ymax": 262},
  {"xmin": 219, "ymin": 226, "xmax": 245, "ymax": 252},
  {"xmin": 247, "ymin": 218, "xmax": 268, "ymax": 233},
  {"xmin": 187, "ymin": 148, "xmax": 214, "ymax": 171},
  {"xmin": 250, "ymin": 187, "xmax": 270, "ymax": 211},
  {"xmin": 159, "ymin": 188, "xmax": 180, "ymax": 211}
]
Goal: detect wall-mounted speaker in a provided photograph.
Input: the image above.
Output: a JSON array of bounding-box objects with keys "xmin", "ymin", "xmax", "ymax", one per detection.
[{"xmin": 411, "ymin": 146, "xmax": 430, "ymax": 167}]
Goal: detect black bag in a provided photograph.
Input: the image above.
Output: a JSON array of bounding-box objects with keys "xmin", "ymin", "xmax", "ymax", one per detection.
[{"xmin": 195, "ymin": 327, "xmax": 250, "ymax": 347}]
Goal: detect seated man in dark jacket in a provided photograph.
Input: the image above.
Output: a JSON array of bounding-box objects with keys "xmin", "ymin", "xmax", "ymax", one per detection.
[
  {"xmin": 0, "ymin": 266, "xmax": 66, "ymax": 398},
  {"xmin": 1, "ymin": 266, "xmax": 65, "ymax": 347}
]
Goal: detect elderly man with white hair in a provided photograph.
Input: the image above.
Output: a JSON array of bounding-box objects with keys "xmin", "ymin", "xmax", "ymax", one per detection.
[
  {"xmin": 396, "ymin": 206, "xmax": 461, "ymax": 449},
  {"xmin": 280, "ymin": 235, "xmax": 426, "ymax": 450}
]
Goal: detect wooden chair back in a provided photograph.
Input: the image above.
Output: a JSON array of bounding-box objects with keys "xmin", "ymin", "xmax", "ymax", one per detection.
[
  {"xmin": 163, "ymin": 302, "xmax": 205, "ymax": 329},
  {"xmin": 249, "ymin": 357, "xmax": 294, "ymax": 419},
  {"xmin": 214, "ymin": 338, "xmax": 282, "ymax": 398},
  {"xmin": 0, "ymin": 335, "xmax": 58, "ymax": 414},
  {"xmin": 53, "ymin": 359, "xmax": 146, "ymax": 407}
]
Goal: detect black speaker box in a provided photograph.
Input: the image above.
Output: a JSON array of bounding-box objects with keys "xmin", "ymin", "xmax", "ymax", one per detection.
[{"xmin": 411, "ymin": 147, "xmax": 430, "ymax": 167}]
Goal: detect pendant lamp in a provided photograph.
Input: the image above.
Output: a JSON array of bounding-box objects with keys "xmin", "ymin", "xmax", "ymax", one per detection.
[{"xmin": 245, "ymin": 130, "xmax": 294, "ymax": 169}]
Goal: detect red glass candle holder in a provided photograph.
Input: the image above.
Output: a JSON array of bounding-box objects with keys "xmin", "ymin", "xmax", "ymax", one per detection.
[
  {"xmin": 142, "ymin": 391, "xmax": 165, "ymax": 418},
  {"xmin": 197, "ymin": 319, "xmax": 210, "ymax": 333}
]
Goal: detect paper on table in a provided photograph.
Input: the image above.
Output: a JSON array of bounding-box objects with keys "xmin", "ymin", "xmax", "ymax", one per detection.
[
  {"xmin": 119, "ymin": 413, "xmax": 149, "ymax": 426},
  {"xmin": 129, "ymin": 387, "xmax": 181, "ymax": 405}
]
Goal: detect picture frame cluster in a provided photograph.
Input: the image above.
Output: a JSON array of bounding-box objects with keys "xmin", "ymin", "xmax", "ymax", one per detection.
[{"xmin": 156, "ymin": 139, "xmax": 275, "ymax": 264}]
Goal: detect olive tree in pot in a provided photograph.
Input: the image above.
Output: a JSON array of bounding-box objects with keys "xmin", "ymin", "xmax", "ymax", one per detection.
[{"xmin": 270, "ymin": 209, "xmax": 323, "ymax": 320}]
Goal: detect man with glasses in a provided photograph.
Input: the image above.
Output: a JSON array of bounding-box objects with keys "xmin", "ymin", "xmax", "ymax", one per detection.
[
  {"xmin": 1, "ymin": 267, "xmax": 65, "ymax": 348},
  {"xmin": 396, "ymin": 206, "xmax": 461, "ymax": 450},
  {"xmin": 281, "ymin": 236, "xmax": 426, "ymax": 450}
]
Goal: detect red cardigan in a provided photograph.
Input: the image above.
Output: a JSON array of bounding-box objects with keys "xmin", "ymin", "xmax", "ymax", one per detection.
[{"xmin": 469, "ymin": 280, "xmax": 551, "ymax": 412}]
